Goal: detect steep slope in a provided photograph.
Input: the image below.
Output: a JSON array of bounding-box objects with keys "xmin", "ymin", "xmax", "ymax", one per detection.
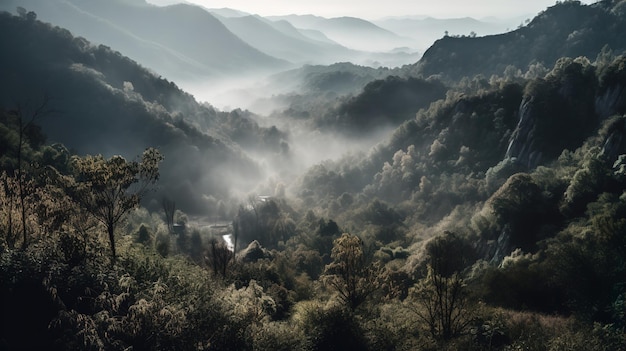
[
  {"xmin": 0, "ymin": 0, "xmax": 288, "ymax": 81},
  {"xmin": 298, "ymin": 54, "xmax": 626, "ymax": 219},
  {"xmin": 375, "ymin": 16, "xmax": 510, "ymax": 53},
  {"xmin": 415, "ymin": 0, "xmax": 626, "ymax": 82},
  {"xmin": 0, "ymin": 12, "xmax": 286, "ymax": 213},
  {"xmin": 215, "ymin": 14, "xmax": 356, "ymax": 65},
  {"xmin": 327, "ymin": 76, "xmax": 448, "ymax": 133},
  {"xmin": 266, "ymin": 62, "xmax": 394, "ymax": 95},
  {"xmin": 267, "ymin": 14, "xmax": 325, "ymax": 29},
  {"xmin": 205, "ymin": 7, "xmax": 249, "ymax": 17},
  {"xmin": 268, "ymin": 14, "xmax": 413, "ymax": 52}
]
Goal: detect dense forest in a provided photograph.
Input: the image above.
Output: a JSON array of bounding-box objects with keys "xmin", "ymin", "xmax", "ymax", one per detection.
[{"xmin": 2, "ymin": 1, "xmax": 626, "ymax": 350}]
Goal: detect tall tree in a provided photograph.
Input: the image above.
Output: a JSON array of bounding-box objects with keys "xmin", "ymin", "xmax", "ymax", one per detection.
[
  {"xmin": 206, "ymin": 237, "xmax": 232, "ymax": 278},
  {"xmin": 322, "ymin": 233, "xmax": 380, "ymax": 310},
  {"xmin": 412, "ymin": 232, "xmax": 473, "ymax": 340},
  {"xmin": 2, "ymin": 98, "xmax": 52, "ymax": 249},
  {"xmin": 69, "ymin": 148, "xmax": 163, "ymax": 261},
  {"xmin": 413, "ymin": 269, "xmax": 469, "ymax": 340},
  {"xmin": 162, "ymin": 197, "xmax": 175, "ymax": 233}
]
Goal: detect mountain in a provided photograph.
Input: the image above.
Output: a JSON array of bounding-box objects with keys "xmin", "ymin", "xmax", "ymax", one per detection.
[
  {"xmin": 374, "ymin": 16, "xmax": 511, "ymax": 53},
  {"xmin": 268, "ymin": 14, "xmax": 326, "ymax": 29},
  {"xmin": 4, "ymin": 3, "xmax": 626, "ymax": 350},
  {"xmin": 0, "ymin": 0, "xmax": 288, "ymax": 81},
  {"xmin": 214, "ymin": 14, "xmax": 356, "ymax": 65},
  {"xmin": 266, "ymin": 19, "xmax": 339, "ymax": 46},
  {"xmin": 268, "ymin": 14, "xmax": 414, "ymax": 52},
  {"xmin": 206, "ymin": 7, "xmax": 250, "ymax": 18},
  {"xmin": 304, "ymin": 75, "xmax": 447, "ymax": 135},
  {"xmin": 0, "ymin": 12, "xmax": 291, "ymax": 213},
  {"xmin": 414, "ymin": 0, "xmax": 626, "ymax": 81}
]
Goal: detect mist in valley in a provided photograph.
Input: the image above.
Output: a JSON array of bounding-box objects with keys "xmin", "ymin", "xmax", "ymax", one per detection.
[{"xmin": 1, "ymin": 1, "xmax": 626, "ymax": 350}]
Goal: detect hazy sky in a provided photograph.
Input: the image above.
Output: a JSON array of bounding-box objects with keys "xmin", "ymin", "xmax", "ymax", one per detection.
[{"xmin": 164, "ymin": 0, "xmax": 597, "ymax": 19}]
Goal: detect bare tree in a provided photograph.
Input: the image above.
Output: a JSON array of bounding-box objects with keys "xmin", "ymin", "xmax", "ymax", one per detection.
[{"xmin": 13, "ymin": 96, "xmax": 54, "ymax": 249}]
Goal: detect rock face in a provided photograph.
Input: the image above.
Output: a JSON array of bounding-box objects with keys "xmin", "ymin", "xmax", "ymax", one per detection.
[
  {"xmin": 504, "ymin": 59, "xmax": 602, "ymax": 170},
  {"xmin": 506, "ymin": 82, "xmax": 626, "ymax": 171},
  {"xmin": 597, "ymin": 81, "xmax": 626, "ymax": 116},
  {"xmin": 489, "ymin": 225, "xmax": 512, "ymax": 266},
  {"xmin": 595, "ymin": 84, "xmax": 626, "ymax": 118},
  {"xmin": 601, "ymin": 117, "xmax": 626, "ymax": 163},
  {"xmin": 415, "ymin": 1, "xmax": 626, "ymax": 82},
  {"xmin": 504, "ymin": 96, "xmax": 543, "ymax": 169}
]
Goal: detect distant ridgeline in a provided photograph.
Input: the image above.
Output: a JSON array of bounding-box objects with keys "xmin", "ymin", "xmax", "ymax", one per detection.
[
  {"xmin": 2, "ymin": 2, "xmax": 626, "ymax": 350},
  {"xmin": 415, "ymin": 0, "xmax": 626, "ymax": 82},
  {"xmin": 0, "ymin": 11, "xmax": 289, "ymax": 214},
  {"xmin": 0, "ymin": 0, "xmax": 288, "ymax": 81}
]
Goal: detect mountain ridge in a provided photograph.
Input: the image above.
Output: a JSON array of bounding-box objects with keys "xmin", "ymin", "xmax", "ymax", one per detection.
[
  {"xmin": 414, "ymin": 0, "xmax": 626, "ymax": 81},
  {"xmin": 0, "ymin": 0, "xmax": 289, "ymax": 81},
  {"xmin": 0, "ymin": 12, "xmax": 289, "ymax": 213}
]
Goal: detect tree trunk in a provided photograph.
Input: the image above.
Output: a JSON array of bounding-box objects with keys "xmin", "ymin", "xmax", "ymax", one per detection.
[
  {"xmin": 17, "ymin": 117, "xmax": 27, "ymax": 250},
  {"xmin": 107, "ymin": 223, "xmax": 116, "ymax": 262}
]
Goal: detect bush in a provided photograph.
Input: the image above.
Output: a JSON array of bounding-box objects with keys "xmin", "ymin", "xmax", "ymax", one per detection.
[{"xmin": 293, "ymin": 301, "xmax": 368, "ymax": 351}]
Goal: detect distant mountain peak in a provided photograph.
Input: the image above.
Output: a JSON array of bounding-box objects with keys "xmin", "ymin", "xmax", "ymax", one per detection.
[{"xmin": 207, "ymin": 7, "xmax": 250, "ymax": 18}]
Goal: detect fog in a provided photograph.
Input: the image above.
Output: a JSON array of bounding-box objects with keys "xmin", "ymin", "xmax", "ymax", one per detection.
[
  {"xmin": 176, "ymin": 73, "xmax": 398, "ymax": 198},
  {"xmin": 1, "ymin": 0, "xmax": 588, "ymax": 217},
  {"xmin": 164, "ymin": 0, "xmax": 597, "ymax": 20}
]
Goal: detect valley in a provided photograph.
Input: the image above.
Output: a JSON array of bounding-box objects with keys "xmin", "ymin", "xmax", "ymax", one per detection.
[{"xmin": 0, "ymin": 1, "xmax": 625, "ymax": 350}]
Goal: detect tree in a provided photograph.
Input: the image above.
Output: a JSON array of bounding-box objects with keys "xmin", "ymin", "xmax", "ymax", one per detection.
[
  {"xmin": 206, "ymin": 237, "xmax": 232, "ymax": 278},
  {"xmin": 322, "ymin": 233, "xmax": 380, "ymax": 310},
  {"xmin": 412, "ymin": 269, "xmax": 469, "ymax": 340},
  {"xmin": 412, "ymin": 232, "xmax": 473, "ymax": 340},
  {"xmin": 26, "ymin": 11, "xmax": 37, "ymax": 22},
  {"xmin": 1, "ymin": 98, "xmax": 53, "ymax": 249},
  {"xmin": 162, "ymin": 196, "xmax": 175, "ymax": 233},
  {"xmin": 68, "ymin": 148, "xmax": 163, "ymax": 261},
  {"xmin": 16, "ymin": 6, "xmax": 26, "ymax": 17}
]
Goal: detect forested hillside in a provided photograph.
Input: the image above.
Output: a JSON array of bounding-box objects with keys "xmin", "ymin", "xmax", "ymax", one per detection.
[
  {"xmin": 0, "ymin": 11, "xmax": 288, "ymax": 213},
  {"xmin": 1, "ymin": 1, "xmax": 626, "ymax": 351},
  {"xmin": 0, "ymin": 0, "xmax": 288, "ymax": 81},
  {"xmin": 415, "ymin": 0, "xmax": 626, "ymax": 81}
]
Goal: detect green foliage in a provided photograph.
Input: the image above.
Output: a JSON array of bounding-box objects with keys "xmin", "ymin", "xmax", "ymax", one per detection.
[
  {"xmin": 488, "ymin": 173, "xmax": 558, "ymax": 250},
  {"xmin": 0, "ymin": 12, "xmax": 270, "ymax": 215},
  {"xmin": 412, "ymin": 268, "xmax": 471, "ymax": 341},
  {"xmin": 478, "ymin": 251, "xmax": 566, "ymax": 313},
  {"xmin": 409, "ymin": 232, "xmax": 476, "ymax": 341},
  {"xmin": 292, "ymin": 301, "xmax": 368, "ymax": 351},
  {"xmin": 543, "ymin": 195, "xmax": 626, "ymax": 323},
  {"xmin": 67, "ymin": 148, "xmax": 163, "ymax": 260},
  {"xmin": 331, "ymin": 76, "xmax": 447, "ymax": 133},
  {"xmin": 207, "ymin": 237, "xmax": 233, "ymax": 278},
  {"xmin": 155, "ymin": 231, "xmax": 171, "ymax": 257},
  {"xmin": 424, "ymin": 231, "xmax": 476, "ymax": 278},
  {"xmin": 232, "ymin": 197, "xmax": 298, "ymax": 250},
  {"xmin": 322, "ymin": 233, "xmax": 382, "ymax": 310},
  {"xmin": 417, "ymin": 0, "xmax": 626, "ymax": 82},
  {"xmin": 3, "ymin": 4, "xmax": 626, "ymax": 350},
  {"xmin": 249, "ymin": 321, "xmax": 305, "ymax": 351},
  {"xmin": 135, "ymin": 224, "xmax": 153, "ymax": 246},
  {"xmin": 520, "ymin": 57, "xmax": 599, "ymax": 163}
]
